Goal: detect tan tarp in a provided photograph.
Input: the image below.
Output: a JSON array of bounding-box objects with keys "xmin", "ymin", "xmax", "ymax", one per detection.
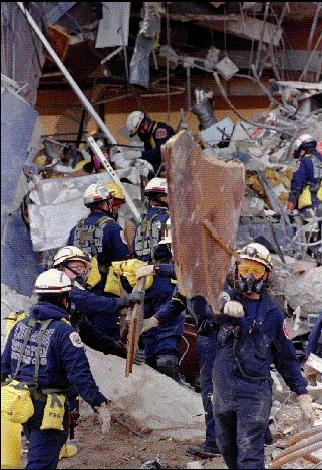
[{"xmin": 163, "ymin": 130, "xmax": 246, "ymax": 312}]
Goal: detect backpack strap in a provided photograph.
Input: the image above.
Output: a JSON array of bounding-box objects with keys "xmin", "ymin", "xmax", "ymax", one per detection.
[{"xmin": 32, "ymin": 319, "xmax": 53, "ymax": 387}]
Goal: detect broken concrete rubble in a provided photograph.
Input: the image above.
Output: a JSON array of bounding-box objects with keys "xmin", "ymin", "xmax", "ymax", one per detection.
[
  {"xmin": 268, "ymin": 255, "xmax": 322, "ymax": 316},
  {"xmin": 83, "ymin": 350, "xmax": 205, "ymax": 441},
  {"xmin": 163, "ymin": 130, "xmax": 245, "ymax": 311}
]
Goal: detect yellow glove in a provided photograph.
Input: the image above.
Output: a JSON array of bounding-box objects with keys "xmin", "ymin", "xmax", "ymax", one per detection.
[{"xmin": 136, "ymin": 265, "xmax": 155, "ymax": 279}]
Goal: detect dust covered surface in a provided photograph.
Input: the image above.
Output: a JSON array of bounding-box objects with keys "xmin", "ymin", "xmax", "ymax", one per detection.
[{"xmin": 56, "ymin": 415, "xmax": 225, "ymax": 469}]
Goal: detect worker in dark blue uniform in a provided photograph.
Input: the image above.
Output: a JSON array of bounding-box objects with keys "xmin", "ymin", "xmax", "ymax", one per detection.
[
  {"xmin": 305, "ymin": 312, "xmax": 322, "ymax": 359},
  {"xmin": 287, "ymin": 134, "xmax": 322, "ymax": 213},
  {"xmin": 53, "ymin": 246, "xmax": 143, "ymax": 345},
  {"xmin": 126, "ymin": 111, "xmax": 175, "ymax": 175},
  {"xmin": 1, "ymin": 269, "xmax": 109, "ymax": 470},
  {"xmin": 135, "ymin": 217, "xmax": 184, "ymax": 380},
  {"xmin": 134, "ymin": 177, "xmax": 170, "ymax": 263},
  {"xmin": 68, "ymin": 182, "xmax": 129, "ymax": 337},
  {"xmin": 211, "ymin": 242, "xmax": 315, "ymax": 469},
  {"xmin": 136, "ymin": 218, "xmax": 220, "ymax": 457}
]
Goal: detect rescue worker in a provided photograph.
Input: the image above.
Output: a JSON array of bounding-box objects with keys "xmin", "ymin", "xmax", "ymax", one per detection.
[
  {"xmin": 134, "ymin": 177, "xmax": 170, "ymax": 263},
  {"xmin": 305, "ymin": 312, "xmax": 322, "ymax": 359},
  {"xmin": 1, "ymin": 269, "xmax": 109, "ymax": 470},
  {"xmin": 287, "ymin": 134, "xmax": 322, "ymax": 214},
  {"xmin": 68, "ymin": 182, "xmax": 129, "ymax": 337},
  {"xmin": 76, "ymin": 132, "xmax": 112, "ymax": 174},
  {"xmin": 138, "ymin": 280, "xmax": 220, "ymax": 457},
  {"xmin": 136, "ymin": 219, "xmax": 218, "ymax": 453},
  {"xmin": 212, "ymin": 242, "xmax": 315, "ymax": 469},
  {"xmin": 136, "ymin": 218, "xmax": 185, "ymax": 381},
  {"xmin": 303, "ymin": 312, "xmax": 322, "ymax": 386},
  {"xmin": 126, "ymin": 111, "xmax": 175, "ymax": 175},
  {"xmin": 52, "ymin": 246, "xmax": 143, "ymax": 348}
]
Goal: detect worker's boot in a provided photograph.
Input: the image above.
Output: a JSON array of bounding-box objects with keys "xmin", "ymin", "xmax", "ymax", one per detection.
[
  {"xmin": 156, "ymin": 355, "xmax": 180, "ymax": 381},
  {"xmin": 186, "ymin": 444, "xmax": 220, "ymax": 459}
]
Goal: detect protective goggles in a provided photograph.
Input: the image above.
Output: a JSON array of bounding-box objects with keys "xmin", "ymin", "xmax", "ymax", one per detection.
[{"xmin": 237, "ymin": 263, "xmax": 266, "ymax": 278}]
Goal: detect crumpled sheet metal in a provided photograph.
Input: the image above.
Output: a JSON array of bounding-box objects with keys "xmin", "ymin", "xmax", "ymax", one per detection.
[
  {"xmin": 28, "ymin": 172, "xmax": 142, "ymax": 251},
  {"xmin": 163, "ymin": 130, "xmax": 246, "ymax": 312}
]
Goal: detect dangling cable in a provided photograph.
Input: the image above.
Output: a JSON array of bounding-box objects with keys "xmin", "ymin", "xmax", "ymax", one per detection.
[{"xmin": 166, "ymin": 2, "xmax": 171, "ymax": 122}]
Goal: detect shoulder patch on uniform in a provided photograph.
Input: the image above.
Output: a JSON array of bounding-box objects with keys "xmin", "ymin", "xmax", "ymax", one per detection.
[
  {"xmin": 283, "ymin": 319, "xmax": 291, "ymax": 340},
  {"xmin": 155, "ymin": 128, "xmax": 168, "ymax": 140},
  {"xmin": 69, "ymin": 332, "xmax": 84, "ymax": 348},
  {"xmin": 294, "ymin": 160, "xmax": 301, "ymax": 172},
  {"xmin": 220, "ymin": 292, "xmax": 231, "ymax": 302},
  {"xmin": 120, "ymin": 230, "xmax": 127, "ymax": 246}
]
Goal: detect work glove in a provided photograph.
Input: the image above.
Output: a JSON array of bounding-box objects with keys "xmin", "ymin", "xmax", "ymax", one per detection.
[
  {"xmin": 140, "ymin": 316, "xmax": 159, "ymax": 334},
  {"xmin": 223, "ymin": 301, "xmax": 244, "ymax": 318},
  {"xmin": 297, "ymin": 394, "xmax": 315, "ymax": 425},
  {"xmin": 135, "ymin": 264, "xmax": 155, "ymax": 279},
  {"xmin": 94, "ymin": 402, "xmax": 111, "ymax": 434},
  {"xmin": 117, "ymin": 292, "xmax": 144, "ymax": 308}
]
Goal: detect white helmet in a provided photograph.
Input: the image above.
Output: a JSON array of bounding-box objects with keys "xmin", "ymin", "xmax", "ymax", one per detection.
[
  {"xmin": 83, "ymin": 183, "xmax": 110, "ymax": 207},
  {"xmin": 158, "ymin": 218, "xmax": 172, "ymax": 245},
  {"xmin": 144, "ymin": 177, "xmax": 168, "ymax": 196},
  {"xmin": 53, "ymin": 246, "xmax": 91, "ymax": 268},
  {"xmin": 126, "ymin": 111, "xmax": 145, "ymax": 137},
  {"xmin": 237, "ymin": 243, "xmax": 273, "ymax": 271},
  {"xmin": 294, "ymin": 134, "xmax": 317, "ymax": 151},
  {"xmin": 34, "ymin": 269, "xmax": 72, "ymax": 294}
]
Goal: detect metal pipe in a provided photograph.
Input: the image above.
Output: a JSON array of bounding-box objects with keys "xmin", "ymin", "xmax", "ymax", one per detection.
[
  {"xmin": 16, "ymin": 2, "xmax": 118, "ymax": 146},
  {"xmin": 307, "ymin": 2, "xmax": 321, "ymax": 50},
  {"xmin": 87, "ymin": 137, "xmax": 140, "ymax": 222},
  {"xmin": 186, "ymin": 65, "xmax": 192, "ymax": 111}
]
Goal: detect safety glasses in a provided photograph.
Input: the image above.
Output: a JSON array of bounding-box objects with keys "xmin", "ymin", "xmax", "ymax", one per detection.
[{"xmin": 237, "ymin": 263, "xmax": 266, "ymax": 278}]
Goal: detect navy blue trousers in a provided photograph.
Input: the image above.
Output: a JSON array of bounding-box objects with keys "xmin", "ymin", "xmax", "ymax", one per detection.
[
  {"xmin": 143, "ymin": 313, "xmax": 185, "ymax": 361},
  {"xmin": 213, "ymin": 377, "xmax": 272, "ymax": 469},
  {"xmin": 23, "ymin": 400, "xmax": 69, "ymax": 469},
  {"xmin": 197, "ymin": 332, "xmax": 217, "ymax": 450}
]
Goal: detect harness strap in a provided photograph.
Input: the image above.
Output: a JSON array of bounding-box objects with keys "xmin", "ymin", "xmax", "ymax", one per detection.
[
  {"xmin": 12, "ymin": 317, "xmax": 37, "ymax": 380},
  {"xmin": 32, "ymin": 319, "xmax": 53, "ymax": 385}
]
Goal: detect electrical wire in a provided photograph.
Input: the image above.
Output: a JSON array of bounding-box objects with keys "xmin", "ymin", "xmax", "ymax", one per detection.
[
  {"xmin": 166, "ymin": 2, "xmax": 171, "ymax": 122},
  {"xmin": 179, "ymin": 335, "xmax": 190, "ymax": 366}
]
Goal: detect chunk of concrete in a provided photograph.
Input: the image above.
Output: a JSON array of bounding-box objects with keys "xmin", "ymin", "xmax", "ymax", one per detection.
[{"xmin": 84, "ymin": 349, "xmax": 205, "ymax": 441}]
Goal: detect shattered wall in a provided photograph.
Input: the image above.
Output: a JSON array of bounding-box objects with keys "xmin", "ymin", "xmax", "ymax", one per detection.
[
  {"xmin": 1, "ymin": 89, "xmax": 39, "ymax": 296},
  {"xmin": 1, "ymin": 2, "xmax": 45, "ymax": 106}
]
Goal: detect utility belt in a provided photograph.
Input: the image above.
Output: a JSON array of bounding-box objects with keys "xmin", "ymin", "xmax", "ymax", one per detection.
[{"xmin": 1, "ymin": 317, "xmax": 69, "ymax": 431}]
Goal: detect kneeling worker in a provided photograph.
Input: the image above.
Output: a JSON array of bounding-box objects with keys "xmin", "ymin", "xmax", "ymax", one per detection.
[{"xmin": 1, "ymin": 269, "xmax": 109, "ymax": 470}]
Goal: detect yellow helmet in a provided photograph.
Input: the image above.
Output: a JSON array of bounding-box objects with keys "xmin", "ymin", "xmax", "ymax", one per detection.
[{"xmin": 105, "ymin": 182, "xmax": 125, "ymax": 201}]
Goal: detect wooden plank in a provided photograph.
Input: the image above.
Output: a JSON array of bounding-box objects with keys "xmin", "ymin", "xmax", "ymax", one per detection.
[
  {"xmin": 125, "ymin": 277, "xmax": 146, "ymax": 377},
  {"xmin": 163, "ymin": 130, "xmax": 245, "ymax": 312}
]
